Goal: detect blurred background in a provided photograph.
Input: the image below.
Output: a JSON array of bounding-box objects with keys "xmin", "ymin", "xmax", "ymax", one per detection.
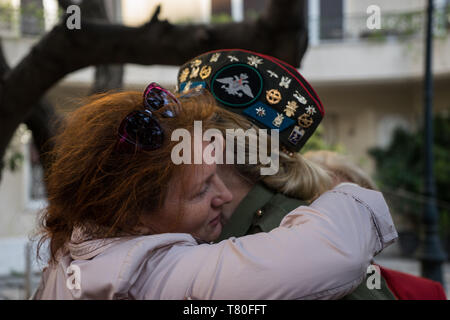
[{"xmin": 0, "ymin": 0, "xmax": 449, "ymax": 299}]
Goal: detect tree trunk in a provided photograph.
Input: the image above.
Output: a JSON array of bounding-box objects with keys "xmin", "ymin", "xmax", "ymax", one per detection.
[
  {"xmin": 92, "ymin": 64, "xmax": 124, "ymax": 94},
  {"xmin": 77, "ymin": 0, "xmax": 124, "ymax": 94}
]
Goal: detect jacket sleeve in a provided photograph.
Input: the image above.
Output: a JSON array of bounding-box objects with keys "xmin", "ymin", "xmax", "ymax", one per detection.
[{"xmin": 136, "ymin": 183, "xmax": 398, "ymax": 300}]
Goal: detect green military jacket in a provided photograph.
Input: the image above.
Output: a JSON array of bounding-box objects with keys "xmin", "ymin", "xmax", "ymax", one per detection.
[{"xmin": 215, "ymin": 183, "xmax": 396, "ymax": 300}]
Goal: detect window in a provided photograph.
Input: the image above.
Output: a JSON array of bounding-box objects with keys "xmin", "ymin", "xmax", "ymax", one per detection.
[
  {"xmin": 211, "ymin": 0, "xmax": 269, "ymax": 22},
  {"xmin": 319, "ymin": 0, "xmax": 343, "ymax": 40},
  {"xmin": 212, "ymin": 0, "xmax": 231, "ymax": 16},
  {"xmin": 20, "ymin": 0, "xmax": 45, "ymax": 36}
]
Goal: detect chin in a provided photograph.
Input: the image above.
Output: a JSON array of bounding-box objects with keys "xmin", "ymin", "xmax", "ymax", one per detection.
[{"xmin": 206, "ymin": 222, "xmax": 223, "ymax": 243}]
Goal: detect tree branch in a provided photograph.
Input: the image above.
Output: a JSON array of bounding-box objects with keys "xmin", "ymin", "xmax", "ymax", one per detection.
[
  {"xmin": 79, "ymin": 0, "xmax": 125, "ymax": 94},
  {"xmin": 150, "ymin": 4, "xmax": 161, "ymax": 24}
]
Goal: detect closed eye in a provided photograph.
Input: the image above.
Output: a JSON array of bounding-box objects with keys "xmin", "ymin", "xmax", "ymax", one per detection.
[
  {"xmin": 195, "ymin": 183, "xmax": 209, "ymax": 198},
  {"xmin": 192, "ymin": 173, "xmax": 214, "ymax": 200}
]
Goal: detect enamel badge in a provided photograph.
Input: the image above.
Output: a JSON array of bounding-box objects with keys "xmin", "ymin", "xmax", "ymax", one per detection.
[
  {"xmin": 256, "ymin": 106, "xmax": 266, "ymax": 117},
  {"xmin": 211, "ymin": 64, "xmax": 263, "ymax": 107},
  {"xmin": 267, "ymin": 70, "xmax": 279, "ymax": 78},
  {"xmin": 247, "ymin": 55, "xmax": 263, "ymax": 68},
  {"xmin": 266, "ymin": 89, "xmax": 282, "ymax": 105},
  {"xmin": 284, "ymin": 101, "xmax": 298, "ymax": 117},
  {"xmin": 288, "ymin": 126, "xmax": 305, "ymax": 145},
  {"xmin": 190, "ymin": 67, "xmax": 200, "ymax": 78},
  {"xmin": 273, "ymin": 113, "xmax": 285, "ymax": 127},
  {"xmin": 190, "ymin": 59, "xmax": 202, "ymax": 67},
  {"xmin": 179, "ymin": 68, "xmax": 190, "ymax": 82},
  {"xmin": 183, "ymin": 81, "xmax": 192, "ymax": 93},
  {"xmin": 279, "ymin": 76, "xmax": 291, "ymax": 89},
  {"xmin": 293, "ymin": 90, "xmax": 307, "ymax": 105},
  {"xmin": 305, "ymin": 105, "xmax": 316, "ymax": 115},
  {"xmin": 216, "ymin": 73, "xmax": 254, "ymax": 98},
  {"xmin": 210, "ymin": 53, "xmax": 221, "ymax": 62},
  {"xmin": 297, "ymin": 113, "xmax": 314, "ymax": 128},
  {"xmin": 200, "ymin": 65, "xmax": 212, "ymax": 79}
]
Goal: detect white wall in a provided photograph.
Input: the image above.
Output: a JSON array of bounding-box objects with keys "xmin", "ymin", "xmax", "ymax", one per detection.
[
  {"xmin": 300, "ymin": 34, "xmax": 450, "ymax": 83},
  {"xmin": 0, "ymin": 127, "xmax": 42, "ymax": 239},
  {"xmin": 121, "ymin": 0, "xmax": 211, "ymax": 25}
]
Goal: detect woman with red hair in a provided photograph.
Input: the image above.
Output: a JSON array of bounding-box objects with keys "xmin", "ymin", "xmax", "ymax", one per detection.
[{"xmin": 33, "ymin": 84, "xmax": 396, "ymax": 299}]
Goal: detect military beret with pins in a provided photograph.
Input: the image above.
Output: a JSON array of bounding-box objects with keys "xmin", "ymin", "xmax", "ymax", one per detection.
[{"xmin": 176, "ymin": 49, "xmax": 325, "ymax": 153}]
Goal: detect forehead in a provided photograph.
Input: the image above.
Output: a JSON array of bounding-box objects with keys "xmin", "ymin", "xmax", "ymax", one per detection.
[
  {"xmin": 165, "ymin": 163, "xmax": 212, "ymax": 206},
  {"xmin": 170, "ymin": 161, "xmax": 216, "ymax": 193},
  {"xmin": 167, "ymin": 137, "xmax": 220, "ymax": 197},
  {"xmin": 189, "ymin": 162, "xmax": 216, "ymax": 183}
]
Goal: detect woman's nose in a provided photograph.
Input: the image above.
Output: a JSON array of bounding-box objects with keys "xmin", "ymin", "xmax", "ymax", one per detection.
[
  {"xmin": 212, "ymin": 176, "xmax": 233, "ymax": 207},
  {"xmin": 221, "ymin": 185, "xmax": 233, "ymax": 204}
]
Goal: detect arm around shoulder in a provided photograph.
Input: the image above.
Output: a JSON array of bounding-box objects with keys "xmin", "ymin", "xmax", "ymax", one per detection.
[{"xmin": 137, "ymin": 184, "xmax": 397, "ymax": 299}]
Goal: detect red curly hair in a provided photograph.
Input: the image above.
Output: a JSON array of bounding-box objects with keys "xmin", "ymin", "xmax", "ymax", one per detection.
[{"xmin": 39, "ymin": 90, "xmax": 217, "ymax": 263}]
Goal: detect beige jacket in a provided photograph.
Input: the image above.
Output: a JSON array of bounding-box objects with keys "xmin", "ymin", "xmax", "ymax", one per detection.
[{"xmin": 33, "ymin": 183, "xmax": 398, "ymax": 300}]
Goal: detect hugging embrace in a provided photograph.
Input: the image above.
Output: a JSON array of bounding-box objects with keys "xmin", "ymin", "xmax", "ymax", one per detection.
[{"xmin": 33, "ymin": 49, "xmax": 414, "ymax": 300}]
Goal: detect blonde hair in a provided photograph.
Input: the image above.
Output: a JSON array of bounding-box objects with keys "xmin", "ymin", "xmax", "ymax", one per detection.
[
  {"xmin": 207, "ymin": 107, "xmax": 333, "ymax": 201},
  {"xmin": 303, "ymin": 150, "xmax": 377, "ymax": 190}
]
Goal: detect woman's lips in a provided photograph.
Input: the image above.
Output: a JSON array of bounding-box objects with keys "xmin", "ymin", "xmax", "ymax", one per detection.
[{"xmin": 209, "ymin": 214, "xmax": 221, "ymax": 226}]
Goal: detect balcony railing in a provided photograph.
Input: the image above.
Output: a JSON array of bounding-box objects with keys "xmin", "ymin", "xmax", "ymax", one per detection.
[
  {"xmin": 310, "ymin": 6, "xmax": 450, "ymax": 44},
  {"xmin": 2, "ymin": 2, "xmax": 450, "ymax": 45},
  {"xmin": 2, "ymin": 3, "xmax": 450, "ymax": 42},
  {"xmin": 0, "ymin": 3, "xmax": 60, "ymax": 38}
]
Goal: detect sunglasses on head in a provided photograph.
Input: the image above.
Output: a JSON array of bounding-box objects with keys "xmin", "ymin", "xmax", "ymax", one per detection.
[{"xmin": 116, "ymin": 83, "xmax": 180, "ymax": 153}]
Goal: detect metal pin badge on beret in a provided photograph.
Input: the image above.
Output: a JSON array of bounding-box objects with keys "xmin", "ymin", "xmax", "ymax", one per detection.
[{"xmin": 176, "ymin": 49, "xmax": 325, "ymax": 153}]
